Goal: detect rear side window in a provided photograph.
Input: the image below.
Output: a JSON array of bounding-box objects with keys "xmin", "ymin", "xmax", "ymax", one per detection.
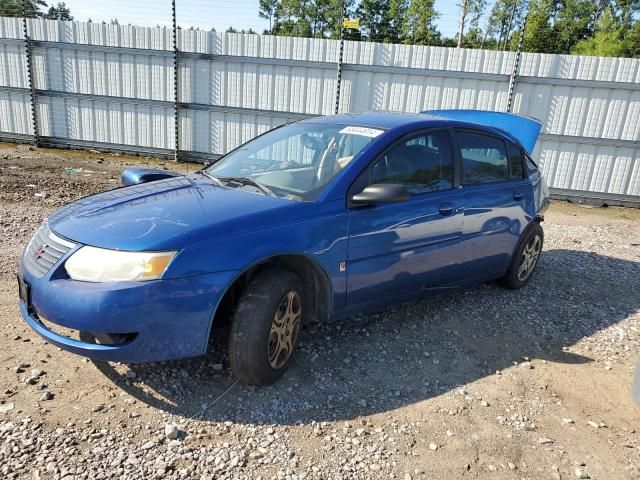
[
  {"xmin": 457, "ymin": 131, "xmax": 509, "ymax": 185},
  {"xmin": 507, "ymin": 143, "xmax": 524, "ymax": 179}
]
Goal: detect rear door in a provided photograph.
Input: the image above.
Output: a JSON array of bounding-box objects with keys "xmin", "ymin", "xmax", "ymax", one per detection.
[
  {"xmin": 454, "ymin": 129, "xmax": 530, "ymax": 279},
  {"xmin": 345, "ymin": 129, "xmax": 465, "ymax": 306}
]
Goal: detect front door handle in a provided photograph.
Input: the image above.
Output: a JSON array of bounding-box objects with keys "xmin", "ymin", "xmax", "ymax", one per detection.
[
  {"xmin": 513, "ymin": 191, "xmax": 523, "ymax": 201},
  {"xmin": 438, "ymin": 202, "xmax": 455, "ymax": 216}
]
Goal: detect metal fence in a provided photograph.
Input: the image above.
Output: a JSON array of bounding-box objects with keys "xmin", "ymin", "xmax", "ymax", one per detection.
[{"xmin": 0, "ymin": 16, "xmax": 639, "ymax": 204}]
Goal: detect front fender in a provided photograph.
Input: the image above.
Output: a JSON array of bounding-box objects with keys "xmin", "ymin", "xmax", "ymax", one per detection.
[{"xmin": 165, "ymin": 205, "xmax": 349, "ymax": 310}]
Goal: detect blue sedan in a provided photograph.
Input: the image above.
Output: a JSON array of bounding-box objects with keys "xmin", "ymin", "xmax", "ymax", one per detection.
[{"xmin": 18, "ymin": 110, "xmax": 549, "ymax": 385}]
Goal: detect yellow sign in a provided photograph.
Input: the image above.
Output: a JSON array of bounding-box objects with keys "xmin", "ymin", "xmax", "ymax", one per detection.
[{"xmin": 343, "ymin": 18, "xmax": 360, "ymax": 29}]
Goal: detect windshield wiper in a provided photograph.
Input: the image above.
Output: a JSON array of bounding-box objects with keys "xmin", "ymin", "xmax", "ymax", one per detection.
[
  {"xmin": 216, "ymin": 176, "xmax": 277, "ymax": 197},
  {"xmin": 195, "ymin": 169, "xmax": 225, "ymax": 186}
]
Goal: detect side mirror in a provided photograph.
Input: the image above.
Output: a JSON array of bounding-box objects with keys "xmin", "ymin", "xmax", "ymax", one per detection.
[
  {"xmin": 351, "ymin": 183, "xmax": 409, "ymax": 205},
  {"xmin": 121, "ymin": 168, "xmax": 183, "ymax": 186}
]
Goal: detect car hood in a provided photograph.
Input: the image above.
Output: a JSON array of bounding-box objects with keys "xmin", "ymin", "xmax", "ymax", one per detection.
[{"xmin": 47, "ymin": 174, "xmax": 300, "ymax": 251}]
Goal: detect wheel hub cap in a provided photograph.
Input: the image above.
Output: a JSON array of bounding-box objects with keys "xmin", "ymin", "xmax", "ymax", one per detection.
[
  {"xmin": 268, "ymin": 290, "xmax": 301, "ymax": 370},
  {"xmin": 517, "ymin": 234, "xmax": 542, "ymax": 281}
]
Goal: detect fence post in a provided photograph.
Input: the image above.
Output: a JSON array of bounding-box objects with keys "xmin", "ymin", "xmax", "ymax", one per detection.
[
  {"xmin": 172, "ymin": 0, "xmax": 180, "ymax": 162},
  {"xmin": 22, "ymin": 2, "xmax": 39, "ymax": 146},
  {"xmin": 506, "ymin": 15, "xmax": 527, "ymax": 113},
  {"xmin": 334, "ymin": 4, "xmax": 346, "ymax": 115}
]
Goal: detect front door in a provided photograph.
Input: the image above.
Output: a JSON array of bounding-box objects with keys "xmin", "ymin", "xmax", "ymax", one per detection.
[{"xmin": 346, "ymin": 129, "xmax": 465, "ymax": 307}]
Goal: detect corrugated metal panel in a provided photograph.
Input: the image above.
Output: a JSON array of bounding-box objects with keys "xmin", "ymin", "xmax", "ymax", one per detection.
[
  {"xmin": 28, "ymin": 18, "xmax": 173, "ymax": 50},
  {"xmin": 178, "ymin": 57, "xmax": 335, "ymax": 115},
  {"xmin": 534, "ymin": 139, "xmax": 640, "ymax": 196},
  {"xmin": 31, "ymin": 45, "xmax": 174, "ymax": 100},
  {"xmin": 0, "ymin": 18, "xmax": 638, "ymax": 200},
  {"xmin": 37, "ymin": 95, "xmax": 174, "ymax": 149},
  {"xmin": 0, "ymin": 17, "xmax": 22, "ymax": 39},
  {"xmin": 180, "ymin": 108, "xmax": 293, "ymax": 154},
  {"xmin": 344, "ymin": 42, "xmax": 515, "ymax": 75},
  {"xmin": 0, "ymin": 42, "xmax": 28, "ymax": 88},
  {"xmin": 0, "ymin": 90, "xmax": 32, "ymax": 135}
]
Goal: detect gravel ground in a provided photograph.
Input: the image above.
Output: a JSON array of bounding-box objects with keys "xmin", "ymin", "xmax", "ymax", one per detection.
[{"xmin": 1, "ymin": 143, "xmax": 640, "ymax": 480}]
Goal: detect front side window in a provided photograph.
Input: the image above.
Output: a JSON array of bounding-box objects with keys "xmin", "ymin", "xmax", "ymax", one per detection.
[
  {"xmin": 458, "ymin": 131, "xmax": 510, "ymax": 185},
  {"xmin": 365, "ymin": 130, "xmax": 454, "ymax": 195},
  {"xmin": 205, "ymin": 123, "xmax": 380, "ymax": 200}
]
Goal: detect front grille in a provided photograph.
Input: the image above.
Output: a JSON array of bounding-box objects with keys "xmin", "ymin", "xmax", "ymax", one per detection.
[{"xmin": 23, "ymin": 223, "xmax": 75, "ymax": 278}]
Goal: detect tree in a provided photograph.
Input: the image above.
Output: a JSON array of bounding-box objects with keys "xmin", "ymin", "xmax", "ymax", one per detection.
[
  {"xmin": 259, "ymin": 0, "xmax": 278, "ymax": 33},
  {"xmin": 356, "ymin": 0, "xmax": 390, "ymax": 42},
  {"xmin": 306, "ymin": 0, "xmax": 336, "ymax": 37},
  {"xmin": 273, "ymin": 0, "xmax": 311, "ymax": 37},
  {"xmin": 519, "ymin": 0, "xmax": 556, "ymax": 53},
  {"xmin": 553, "ymin": 0, "xmax": 595, "ymax": 53},
  {"xmin": 403, "ymin": 0, "xmax": 440, "ymax": 45},
  {"xmin": 571, "ymin": 6, "xmax": 631, "ymax": 56},
  {"xmin": 627, "ymin": 20, "xmax": 640, "ymax": 57},
  {"xmin": 485, "ymin": 0, "xmax": 526, "ymax": 50},
  {"xmin": 271, "ymin": 0, "xmax": 347, "ymax": 39},
  {"xmin": 44, "ymin": 2, "xmax": 72, "ymax": 20},
  {"xmin": 457, "ymin": 0, "xmax": 486, "ymax": 47},
  {"xmin": 0, "ymin": 0, "xmax": 47, "ymax": 17},
  {"xmin": 387, "ymin": 0, "xmax": 409, "ymax": 42}
]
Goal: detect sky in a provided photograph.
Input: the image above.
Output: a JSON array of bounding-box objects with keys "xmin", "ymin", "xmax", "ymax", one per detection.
[{"xmin": 60, "ymin": 0, "xmax": 476, "ymax": 38}]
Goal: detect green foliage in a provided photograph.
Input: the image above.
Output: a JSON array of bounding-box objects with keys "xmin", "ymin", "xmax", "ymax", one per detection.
[
  {"xmin": 248, "ymin": 0, "xmax": 638, "ymax": 56},
  {"xmin": 571, "ymin": 6, "xmax": 633, "ymax": 56},
  {"xmin": 0, "ymin": 0, "xmax": 46, "ymax": 17},
  {"xmin": 259, "ymin": 0, "xmax": 278, "ymax": 32},
  {"xmin": 553, "ymin": 0, "xmax": 594, "ymax": 52},
  {"xmin": 44, "ymin": 2, "xmax": 72, "ymax": 20},
  {"xmin": 519, "ymin": 0, "xmax": 557, "ymax": 53},
  {"xmin": 387, "ymin": 0, "xmax": 408, "ymax": 42},
  {"xmin": 403, "ymin": 0, "xmax": 440, "ymax": 45},
  {"xmin": 485, "ymin": 0, "xmax": 526, "ymax": 50},
  {"xmin": 627, "ymin": 21, "xmax": 640, "ymax": 57},
  {"xmin": 356, "ymin": 0, "xmax": 390, "ymax": 42},
  {"xmin": 457, "ymin": 0, "xmax": 487, "ymax": 47}
]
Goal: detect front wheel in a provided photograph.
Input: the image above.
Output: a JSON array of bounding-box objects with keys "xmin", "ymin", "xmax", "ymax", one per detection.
[
  {"xmin": 229, "ymin": 269, "xmax": 303, "ymax": 385},
  {"xmin": 500, "ymin": 222, "xmax": 544, "ymax": 289}
]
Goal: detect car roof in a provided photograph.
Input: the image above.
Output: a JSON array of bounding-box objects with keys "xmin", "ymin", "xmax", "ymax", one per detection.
[
  {"xmin": 298, "ymin": 111, "xmax": 523, "ymax": 148},
  {"xmin": 299, "ymin": 111, "xmax": 446, "ymax": 129}
]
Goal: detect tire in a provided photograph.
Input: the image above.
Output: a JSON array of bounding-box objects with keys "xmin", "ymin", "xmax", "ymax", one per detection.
[
  {"xmin": 229, "ymin": 268, "xmax": 303, "ymax": 385},
  {"xmin": 500, "ymin": 222, "xmax": 544, "ymax": 290}
]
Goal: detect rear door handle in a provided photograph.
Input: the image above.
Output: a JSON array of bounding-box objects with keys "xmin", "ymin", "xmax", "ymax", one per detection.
[
  {"xmin": 513, "ymin": 191, "xmax": 523, "ymax": 200},
  {"xmin": 438, "ymin": 202, "xmax": 455, "ymax": 216}
]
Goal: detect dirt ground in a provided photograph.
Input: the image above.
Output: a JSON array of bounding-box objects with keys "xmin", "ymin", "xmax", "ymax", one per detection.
[{"xmin": 1, "ymin": 143, "xmax": 639, "ymax": 480}]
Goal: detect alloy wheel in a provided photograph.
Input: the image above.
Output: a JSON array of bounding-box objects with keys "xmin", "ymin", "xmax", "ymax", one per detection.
[
  {"xmin": 517, "ymin": 234, "xmax": 542, "ymax": 281},
  {"xmin": 267, "ymin": 290, "xmax": 301, "ymax": 369}
]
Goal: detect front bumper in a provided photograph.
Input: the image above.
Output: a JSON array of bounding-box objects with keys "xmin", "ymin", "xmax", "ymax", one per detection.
[{"xmin": 18, "ymin": 259, "xmax": 237, "ymax": 363}]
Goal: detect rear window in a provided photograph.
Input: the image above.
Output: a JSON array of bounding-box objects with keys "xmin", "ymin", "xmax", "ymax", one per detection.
[{"xmin": 457, "ymin": 132, "xmax": 510, "ymax": 185}]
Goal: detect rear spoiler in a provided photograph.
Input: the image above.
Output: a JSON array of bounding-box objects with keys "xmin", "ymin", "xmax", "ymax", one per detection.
[{"xmin": 423, "ymin": 110, "xmax": 542, "ymax": 154}]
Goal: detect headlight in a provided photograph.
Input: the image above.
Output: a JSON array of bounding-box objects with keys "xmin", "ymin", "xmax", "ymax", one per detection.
[{"xmin": 65, "ymin": 246, "xmax": 177, "ymax": 282}]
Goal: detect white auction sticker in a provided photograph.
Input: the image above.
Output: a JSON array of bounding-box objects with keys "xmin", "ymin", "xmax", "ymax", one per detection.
[{"xmin": 339, "ymin": 126, "xmax": 384, "ymax": 138}]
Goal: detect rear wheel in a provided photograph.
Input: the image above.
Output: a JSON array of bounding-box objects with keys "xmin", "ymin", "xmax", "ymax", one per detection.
[
  {"xmin": 500, "ymin": 222, "xmax": 544, "ymax": 289},
  {"xmin": 229, "ymin": 269, "xmax": 303, "ymax": 385}
]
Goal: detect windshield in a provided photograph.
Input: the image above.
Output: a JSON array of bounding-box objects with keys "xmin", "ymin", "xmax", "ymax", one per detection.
[{"xmin": 205, "ymin": 123, "xmax": 382, "ymax": 200}]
